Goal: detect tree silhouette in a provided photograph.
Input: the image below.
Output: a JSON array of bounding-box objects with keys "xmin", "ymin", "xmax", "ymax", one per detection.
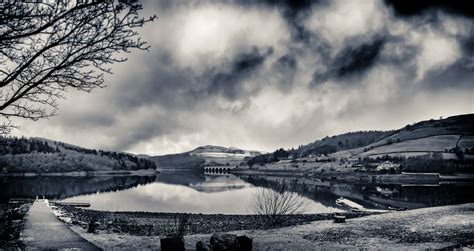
[
  {"xmin": 0, "ymin": 0, "xmax": 156, "ymax": 133},
  {"xmin": 251, "ymin": 184, "xmax": 307, "ymax": 227}
]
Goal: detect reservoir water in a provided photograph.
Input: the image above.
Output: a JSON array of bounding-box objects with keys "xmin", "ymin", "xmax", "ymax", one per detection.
[{"xmin": 1, "ymin": 171, "xmax": 473, "ymax": 214}]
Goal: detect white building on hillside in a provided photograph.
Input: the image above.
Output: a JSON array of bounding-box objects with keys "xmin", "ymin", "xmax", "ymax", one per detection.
[{"xmin": 376, "ymin": 161, "xmax": 400, "ymax": 171}]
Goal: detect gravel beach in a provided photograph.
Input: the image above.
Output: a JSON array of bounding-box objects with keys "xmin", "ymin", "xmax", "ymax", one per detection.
[{"xmin": 59, "ymin": 203, "xmax": 474, "ymax": 250}]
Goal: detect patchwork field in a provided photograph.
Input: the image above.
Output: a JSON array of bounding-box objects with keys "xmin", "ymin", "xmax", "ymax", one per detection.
[{"xmin": 356, "ymin": 135, "xmax": 460, "ymax": 158}]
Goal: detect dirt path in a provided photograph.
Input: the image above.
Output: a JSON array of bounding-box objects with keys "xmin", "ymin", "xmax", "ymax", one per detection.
[{"xmin": 21, "ymin": 200, "xmax": 100, "ymax": 250}]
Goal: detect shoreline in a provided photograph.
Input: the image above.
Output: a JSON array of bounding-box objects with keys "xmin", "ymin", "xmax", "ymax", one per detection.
[
  {"xmin": 63, "ymin": 203, "xmax": 473, "ymax": 250},
  {"xmin": 0, "ymin": 169, "xmax": 158, "ymax": 177},
  {"xmin": 53, "ymin": 204, "xmax": 376, "ymax": 236},
  {"xmin": 0, "ymin": 201, "xmax": 32, "ymax": 249},
  {"xmin": 231, "ymin": 168, "xmax": 474, "ymax": 182}
]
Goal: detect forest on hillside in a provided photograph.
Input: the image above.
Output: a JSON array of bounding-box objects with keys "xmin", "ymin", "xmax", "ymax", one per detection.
[
  {"xmin": 0, "ymin": 137, "xmax": 156, "ymax": 173},
  {"xmin": 295, "ymin": 131, "xmax": 392, "ymax": 157},
  {"xmin": 247, "ymin": 131, "xmax": 391, "ymax": 166},
  {"xmin": 247, "ymin": 114, "xmax": 474, "ymax": 167}
]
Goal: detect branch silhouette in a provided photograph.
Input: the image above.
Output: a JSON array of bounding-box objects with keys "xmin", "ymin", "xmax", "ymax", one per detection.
[{"xmin": 0, "ymin": 0, "xmax": 156, "ymax": 133}]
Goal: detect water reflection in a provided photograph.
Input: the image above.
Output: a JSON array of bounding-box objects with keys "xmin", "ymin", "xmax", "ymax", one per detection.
[
  {"xmin": 1, "ymin": 172, "xmax": 473, "ymax": 214},
  {"xmin": 239, "ymin": 174, "xmax": 474, "ymax": 210},
  {"xmin": 0, "ymin": 175, "xmax": 155, "ymax": 201},
  {"xmin": 62, "ymin": 173, "xmax": 338, "ymax": 214}
]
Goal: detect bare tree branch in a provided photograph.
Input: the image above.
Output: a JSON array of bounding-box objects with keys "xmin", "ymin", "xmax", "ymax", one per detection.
[
  {"xmin": 251, "ymin": 183, "xmax": 308, "ymax": 227},
  {"xmin": 0, "ymin": 0, "xmax": 156, "ymax": 133}
]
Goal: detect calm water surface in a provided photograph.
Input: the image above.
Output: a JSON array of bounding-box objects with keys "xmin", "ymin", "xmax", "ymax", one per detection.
[
  {"xmin": 2, "ymin": 172, "xmax": 474, "ymax": 214},
  {"xmin": 61, "ymin": 174, "xmax": 340, "ymax": 214}
]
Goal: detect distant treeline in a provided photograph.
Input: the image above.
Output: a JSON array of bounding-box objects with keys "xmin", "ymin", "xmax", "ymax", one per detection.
[
  {"xmin": 246, "ymin": 114, "xmax": 474, "ymax": 168},
  {"xmin": 247, "ymin": 131, "xmax": 390, "ymax": 166},
  {"xmin": 0, "ymin": 137, "xmax": 58, "ymax": 155},
  {"xmin": 56, "ymin": 141, "xmax": 156, "ymax": 170},
  {"xmin": 295, "ymin": 131, "xmax": 392, "ymax": 157},
  {"xmin": 0, "ymin": 136, "xmax": 156, "ymax": 173}
]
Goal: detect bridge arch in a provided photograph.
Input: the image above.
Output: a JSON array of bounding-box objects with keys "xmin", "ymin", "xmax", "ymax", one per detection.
[{"xmin": 204, "ymin": 166, "xmax": 235, "ymax": 175}]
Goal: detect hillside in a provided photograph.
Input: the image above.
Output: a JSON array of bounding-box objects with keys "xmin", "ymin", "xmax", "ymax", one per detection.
[
  {"xmin": 338, "ymin": 114, "xmax": 474, "ymax": 159},
  {"xmin": 150, "ymin": 145, "xmax": 262, "ymax": 170},
  {"xmin": 0, "ymin": 137, "xmax": 156, "ymax": 174},
  {"xmin": 149, "ymin": 153, "xmax": 205, "ymax": 170},
  {"xmin": 247, "ymin": 114, "xmax": 474, "ymax": 166},
  {"xmin": 295, "ymin": 131, "xmax": 393, "ymax": 157}
]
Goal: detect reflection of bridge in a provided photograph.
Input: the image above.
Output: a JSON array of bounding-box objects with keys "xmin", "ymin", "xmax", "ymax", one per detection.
[{"xmin": 203, "ymin": 166, "xmax": 233, "ymax": 174}]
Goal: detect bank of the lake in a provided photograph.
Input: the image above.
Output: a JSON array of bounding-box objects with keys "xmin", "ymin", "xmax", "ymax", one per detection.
[
  {"xmin": 0, "ymin": 169, "xmax": 158, "ymax": 177},
  {"xmin": 0, "ymin": 200, "xmax": 32, "ymax": 249},
  {"xmin": 231, "ymin": 166, "xmax": 474, "ymax": 183},
  {"xmin": 54, "ymin": 204, "xmax": 374, "ymax": 236},
  {"xmin": 65, "ymin": 203, "xmax": 474, "ymax": 250}
]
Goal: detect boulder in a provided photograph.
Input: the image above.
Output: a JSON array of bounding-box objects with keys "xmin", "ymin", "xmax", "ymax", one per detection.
[
  {"xmin": 18, "ymin": 204, "xmax": 30, "ymax": 215},
  {"xmin": 87, "ymin": 221, "xmax": 99, "ymax": 233},
  {"xmin": 160, "ymin": 236, "xmax": 185, "ymax": 251},
  {"xmin": 210, "ymin": 233, "xmax": 239, "ymax": 251},
  {"xmin": 8, "ymin": 204, "xmax": 30, "ymax": 220},
  {"xmin": 333, "ymin": 215, "xmax": 346, "ymax": 223},
  {"xmin": 210, "ymin": 233, "xmax": 252, "ymax": 251},
  {"xmin": 196, "ymin": 240, "xmax": 211, "ymax": 251},
  {"xmin": 237, "ymin": 235, "xmax": 252, "ymax": 251}
]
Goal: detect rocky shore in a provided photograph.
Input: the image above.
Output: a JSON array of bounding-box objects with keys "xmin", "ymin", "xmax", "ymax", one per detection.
[
  {"xmin": 54, "ymin": 203, "xmax": 474, "ymax": 250},
  {"xmin": 53, "ymin": 204, "xmax": 374, "ymax": 236},
  {"xmin": 0, "ymin": 201, "xmax": 32, "ymax": 249}
]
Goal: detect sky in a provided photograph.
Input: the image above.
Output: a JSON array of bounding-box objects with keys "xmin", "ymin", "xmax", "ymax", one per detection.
[{"xmin": 12, "ymin": 0, "xmax": 474, "ymax": 155}]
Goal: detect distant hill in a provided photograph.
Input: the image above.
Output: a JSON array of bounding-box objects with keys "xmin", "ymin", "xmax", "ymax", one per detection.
[
  {"xmin": 0, "ymin": 137, "xmax": 156, "ymax": 174},
  {"xmin": 294, "ymin": 131, "xmax": 393, "ymax": 157},
  {"xmin": 337, "ymin": 114, "xmax": 474, "ymax": 159},
  {"xmin": 247, "ymin": 131, "xmax": 393, "ymax": 166},
  {"xmin": 149, "ymin": 145, "xmax": 262, "ymax": 170},
  {"xmin": 247, "ymin": 114, "xmax": 474, "ymax": 166},
  {"xmin": 149, "ymin": 152, "xmax": 205, "ymax": 170},
  {"xmin": 190, "ymin": 145, "xmax": 262, "ymax": 158}
]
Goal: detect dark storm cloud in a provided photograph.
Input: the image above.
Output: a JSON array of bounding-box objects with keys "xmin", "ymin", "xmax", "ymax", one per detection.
[
  {"xmin": 112, "ymin": 58, "xmax": 200, "ymax": 111},
  {"xmin": 272, "ymin": 54, "xmax": 298, "ymax": 91},
  {"xmin": 333, "ymin": 39, "xmax": 385, "ymax": 78},
  {"xmin": 233, "ymin": 0, "xmax": 319, "ymax": 43},
  {"xmin": 234, "ymin": 0, "xmax": 316, "ymax": 13},
  {"xmin": 422, "ymin": 61, "xmax": 474, "ymax": 90},
  {"xmin": 110, "ymin": 46, "xmax": 274, "ymax": 112},
  {"xmin": 208, "ymin": 47, "xmax": 272, "ymax": 100},
  {"xmin": 312, "ymin": 39, "xmax": 385, "ymax": 85},
  {"xmin": 113, "ymin": 118, "xmax": 173, "ymax": 151},
  {"xmin": 463, "ymin": 36, "xmax": 474, "ymax": 54},
  {"xmin": 384, "ymin": 0, "xmax": 474, "ymax": 18}
]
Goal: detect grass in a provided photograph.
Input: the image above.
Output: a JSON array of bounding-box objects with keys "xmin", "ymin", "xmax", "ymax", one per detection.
[{"xmin": 358, "ymin": 135, "xmax": 460, "ymax": 157}]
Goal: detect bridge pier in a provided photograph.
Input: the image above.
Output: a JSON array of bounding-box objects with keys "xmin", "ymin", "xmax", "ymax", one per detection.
[{"xmin": 203, "ymin": 167, "xmax": 231, "ymax": 174}]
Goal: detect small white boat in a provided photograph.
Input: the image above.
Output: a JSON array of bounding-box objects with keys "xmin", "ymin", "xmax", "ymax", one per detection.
[{"xmin": 336, "ymin": 197, "xmax": 365, "ymax": 211}]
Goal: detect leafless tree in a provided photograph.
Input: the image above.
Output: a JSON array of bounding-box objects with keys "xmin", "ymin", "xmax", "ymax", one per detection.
[
  {"xmin": 0, "ymin": 0, "xmax": 156, "ymax": 133},
  {"xmin": 251, "ymin": 184, "xmax": 308, "ymax": 226}
]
